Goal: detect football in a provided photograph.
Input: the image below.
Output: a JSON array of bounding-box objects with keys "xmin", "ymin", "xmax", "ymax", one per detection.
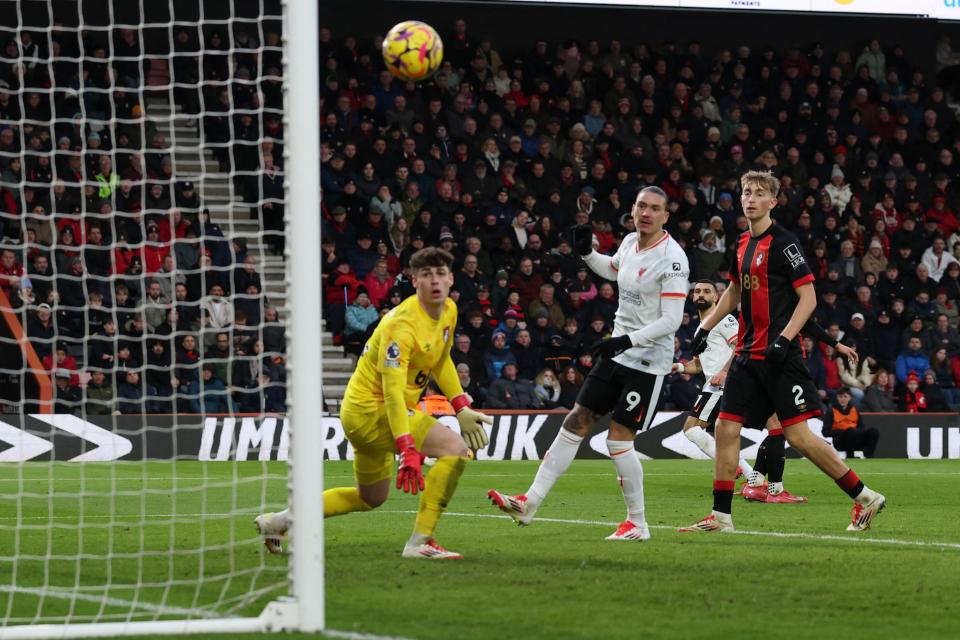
[{"xmin": 382, "ymin": 20, "xmax": 443, "ymax": 81}]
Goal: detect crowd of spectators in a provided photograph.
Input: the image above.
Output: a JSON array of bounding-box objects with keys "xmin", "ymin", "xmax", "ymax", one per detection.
[
  {"xmin": 0, "ymin": 24, "xmax": 286, "ymax": 415},
  {"xmin": 320, "ymin": 20, "xmax": 960, "ymax": 415}
]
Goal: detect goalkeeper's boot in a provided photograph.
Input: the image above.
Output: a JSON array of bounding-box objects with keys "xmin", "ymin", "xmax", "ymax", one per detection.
[
  {"xmin": 254, "ymin": 513, "xmax": 287, "ymax": 554},
  {"xmin": 846, "ymin": 491, "xmax": 886, "ymax": 532},
  {"xmin": 401, "ymin": 539, "xmax": 463, "ymax": 560},
  {"xmin": 487, "ymin": 490, "xmax": 535, "ymax": 526},
  {"xmin": 766, "ymin": 489, "xmax": 808, "ymax": 503},
  {"xmin": 605, "ymin": 520, "xmax": 651, "ymax": 541},
  {"xmin": 678, "ymin": 513, "xmax": 735, "ymax": 533},
  {"xmin": 742, "ymin": 483, "xmax": 769, "ymax": 502}
]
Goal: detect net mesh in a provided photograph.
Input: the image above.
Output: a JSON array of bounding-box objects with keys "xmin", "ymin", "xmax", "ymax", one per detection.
[{"xmin": 0, "ymin": 0, "xmax": 290, "ymax": 627}]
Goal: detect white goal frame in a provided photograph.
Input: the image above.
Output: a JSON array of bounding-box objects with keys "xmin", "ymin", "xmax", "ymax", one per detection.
[{"xmin": 0, "ymin": 0, "xmax": 324, "ymax": 636}]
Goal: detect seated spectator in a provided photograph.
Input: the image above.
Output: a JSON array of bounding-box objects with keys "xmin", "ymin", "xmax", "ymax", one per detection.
[
  {"xmin": 821, "ymin": 387, "xmax": 880, "ymax": 458},
  {"xmin": 511, "ymin": 329, "xmax": 542, "ymax": 380},
  {"xmin": 483, "ymin": 330, "xmax": 516, "ymax": 382},
  {"xmin": 930, "ymin": 347, "xmax": 959, "ymax": 407},
  {"xmin": 199, "ymin": 283, "xmax": 232, "ymax": 332},
  {"xmin": 484, "ymin": 362, "xmax": 540, "ymax": 409},
  {"xmin": 27, "ymin": 302, "xmax": 55, "ymax": 360},
  {"xmin": 84, "ymin": 369, "xmax": 115, "ymax": 415},
  {"xmin": 456, "ymin": 362, "xmax": 484, "ymax": 407},
  {"xmin": 923, "ymin": 313, "xmax": 960, "ymax": 356},
  {"xmin": 143, "ymin": 279, "xmax": 171, "ymax": 331},
  {"xmin": 922, "ymin": 369, "xmax": 951, "ymax": 411},
  {"xmin": 861, "ymin": 369, "xmax": 898, "ymax": 412},
  {"xmin": 117, "ymin": 369, "xmax": 146, "ymax": 414},
  {"xmin": 921, "ymin": 236, "xmax": 959, "ymax": 282},
  {"xmin": 42, "ymin": 342, "xmax": 78, "ymax": 386},
  {"xmin": 557, "ymin": 365, "xmax": 583, "ymax": 409},
  {"xmin": 694, "ymin": 230, "xmax": 725, "ymax": 280},
  {"xmin": 533, "ymin": 368, "xmax": 561, "ymax": 409},
  {"xmin": 933, "ymin": 288, "xmax": 958, "ymax": 327},
  {"xmin": 262, "ymin": 307, "xmax": 285, "ymax": 354},
  {"xmin": 364, "ymin": 258, "xmax": 392, "ymax": 308},
  {"xmin": 200, "ymin": 364, "xmax": 231, "ymax": 413},
  {"xmin": 837, "ymin": 352, "xmax": 874, "ymax": 407},
  {"xmin": 898, "ymin": 372, "xmax": 925, "ymax": 412},
  {"xmin": 528, "ymin": 283, "xmax": 565, "ymax": 330},
  {"xmin": 53, "ymin": 369, "xmax": 82, "ymax": 415},
  {"xmin": 344, "ymin": 289, "xmax": 378, "ymax": 355},
  {"xmin": 895, "ymin": 336, "xmax": 931, "ymax": 384},
  {"xmin": 146, "ymin": 339, "xmax": 176, "ymax": 412}
]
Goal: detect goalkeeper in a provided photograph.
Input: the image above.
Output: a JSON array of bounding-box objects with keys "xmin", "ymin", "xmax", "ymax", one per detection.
[{"xmin": 257, "ymin": 247, "xmax": 492, "ymax": 559}]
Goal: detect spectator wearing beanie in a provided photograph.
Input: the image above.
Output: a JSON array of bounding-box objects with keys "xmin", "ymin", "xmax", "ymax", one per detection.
[
  {"xmin": 343, "ymin": 288, "xmax": 378, "ymax": 355},
  {"xmin": 483, "ymin": 331, "xmax": 516, "ymax": 382}
]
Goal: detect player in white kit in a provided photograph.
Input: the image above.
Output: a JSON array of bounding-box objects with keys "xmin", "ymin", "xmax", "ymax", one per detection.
[
  {"xmin": 671, "ymin": 280, "xmax": 755, "ymax": 478},
  {"xmin": 488, "ymin": 187, "xmax": 689, "ymax": 541},
  {"xmin": 673, "ymin": 279, "xmax": 859, "ymax": 503}
]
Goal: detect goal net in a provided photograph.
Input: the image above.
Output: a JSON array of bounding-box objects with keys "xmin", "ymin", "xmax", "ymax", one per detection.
[{"xmin": 0, "ymin": 0, "xmax": 323, "ymax": 636}]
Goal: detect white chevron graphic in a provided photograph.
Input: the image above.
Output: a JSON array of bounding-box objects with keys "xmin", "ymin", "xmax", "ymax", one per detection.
[
  {"xmin": 0, "ymin": 420, "xmax": 53, "ymax": 461},
  {"xmin": 30, "ymin": 414, "xmax": 133, "ymax": 462}
]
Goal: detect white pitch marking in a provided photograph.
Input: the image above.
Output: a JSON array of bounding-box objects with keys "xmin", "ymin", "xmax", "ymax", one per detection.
[
  {"xmin": 0, "ymin": 585, "xmax": 217, "ymax": 619},
  {"xmin": 380, "ymin": 510, "xmax": 960, "ymax": 551}
]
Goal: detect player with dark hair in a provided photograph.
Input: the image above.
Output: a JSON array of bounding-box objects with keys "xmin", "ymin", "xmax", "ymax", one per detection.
[
  {"xmin": 488, "ymin": 186, "xmax": 690, "ymax": 541},
  {"xmin": 256, "ymin": 247, "xmax": 493, "ymax": 558},
  {"xmin": 680, "ymin": 171, "xmax": 884, "ymax": 533},
  {"xmin": 676, "ymin": 279, "xmax": 859, "ymax": 503}
]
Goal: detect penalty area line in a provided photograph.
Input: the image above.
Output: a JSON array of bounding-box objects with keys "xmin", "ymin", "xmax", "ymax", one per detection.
[{"xmin": 381, "ymin": 510, "xmax": 960, "ymax": 551}]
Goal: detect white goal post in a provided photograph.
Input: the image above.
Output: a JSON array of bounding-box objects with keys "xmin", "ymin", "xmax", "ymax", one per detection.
[{"xmin": 0, "ymin": 0, "xmax": 323, "ymax": 636}]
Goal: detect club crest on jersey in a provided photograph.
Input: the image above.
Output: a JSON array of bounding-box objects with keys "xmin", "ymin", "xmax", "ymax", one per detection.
[
  {"xmin": 637, "ymin": 267, "xmax": 647, "ymax": 279},
  {"xmin": 755, "ymin": 252, "xmax": 764, "ymax": 266},
  {"xmin": 784, "ymin": 243, "xmax": 806, "ymax": 268}
]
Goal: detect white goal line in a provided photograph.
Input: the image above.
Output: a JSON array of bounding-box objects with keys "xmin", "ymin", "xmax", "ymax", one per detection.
[{"xmin": 383, "ymin": 510, "xmax": 960, "ymax": 551}]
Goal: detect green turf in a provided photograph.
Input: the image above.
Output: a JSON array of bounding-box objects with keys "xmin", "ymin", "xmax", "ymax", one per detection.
[{"xmin": 1, "ymin": 459, "xmax": 958, "ymax": 639}]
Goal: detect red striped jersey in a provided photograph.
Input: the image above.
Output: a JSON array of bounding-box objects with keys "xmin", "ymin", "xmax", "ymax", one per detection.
[
  {"xmin": 608, "ymin": 230, "xmax": 690, "ymax": 374},
  {"xmin": 729, "ymin": 224, "xmax": 814, "ymax": 359}
]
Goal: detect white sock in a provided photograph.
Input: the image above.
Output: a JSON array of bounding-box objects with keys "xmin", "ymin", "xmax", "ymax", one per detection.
[
  {"xmin": 684, "ymin": 426, "xmax": 716, "ymax": 458},
  {"xmin": 526, "ymin": 429, "xmax": 583, "ymax": 510},
  {"xmin": 739, "ymin": 459, "xmax": 754, "ymax": 477},
  {"xmin": 768, "ymin": 481, "xmax": 783, "ymax": 495},
  {"xmin": 273, "ymin": 508, "xmax": 291, "ymax": 532},
  {"xmin": 855, "ymin": 485, "xmax": 879, "ymax": 504},
  {"xmin": 607, "ymin": 440, "xmax": 645, "ymax": 525},
  {"xmin": 407, "ymin": 532, "xmax": 430, "ymax": 546},
  {"xmin": 747, "ymin": 470, "xmax": 765, "ymax": 487},
  {"xmin": 711, "ymin": 510, "xmax": 732, "ymax": 524}
]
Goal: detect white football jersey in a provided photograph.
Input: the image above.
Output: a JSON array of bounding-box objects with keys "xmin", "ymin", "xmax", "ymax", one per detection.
[
  {"xmin": 608, "ymin": 231, "xmax": 690, "ymax": 374},
  {"xmin": 699, "ymin": 313, "xmax": 739, "ymax": 392}
]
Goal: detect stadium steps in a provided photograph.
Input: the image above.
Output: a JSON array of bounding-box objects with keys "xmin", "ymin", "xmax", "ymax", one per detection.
[{"xmin": 145, "ymin": 98, "xmax": 352, "ymax": 406}]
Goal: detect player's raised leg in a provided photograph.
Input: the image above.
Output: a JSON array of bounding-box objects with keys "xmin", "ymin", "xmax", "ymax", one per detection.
[
  {"xmin": 488, "ymin": 404, "xmax": 595, "ymax": 526},
  {"xmin": 781, "ymin": 420, "xmax": 885, "ymax": 530}
]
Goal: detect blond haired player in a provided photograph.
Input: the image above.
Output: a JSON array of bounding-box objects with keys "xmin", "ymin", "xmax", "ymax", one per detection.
[
  {"xmin": 680, "ymin": 171, "xmax": 884, "ymax": 533},
  {"xmin": 256, "ymin": 247, "xmax": 492, "ymax": 559}
]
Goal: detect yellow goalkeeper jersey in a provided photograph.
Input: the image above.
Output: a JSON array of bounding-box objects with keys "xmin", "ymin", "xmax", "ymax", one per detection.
[{"xmin": 342, "ymin": 294, "xmax": 462, "ymax": 439}]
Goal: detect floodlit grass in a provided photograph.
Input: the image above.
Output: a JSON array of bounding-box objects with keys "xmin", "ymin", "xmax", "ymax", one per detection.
[{"xmin": 1, "ymin": 459, "xmax": 958, "ymax": 639}]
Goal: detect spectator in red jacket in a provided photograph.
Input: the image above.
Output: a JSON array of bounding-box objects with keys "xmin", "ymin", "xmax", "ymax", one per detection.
[
  {"xmin": 41, "ymin": 343, "xmax": 79, "ymax": 386},
  {"xmin": 363, "ymin": 258, "xmax": 392, "ymax": 308},
  {"xmin": 508, "ymin": 257, "xmax": 543, "ymax": 307},
  {"xmin": 899, "ymin": 372, "xmax": 927, "ymax": 412},
  {"xmin": 143, "ymin": 223, "xmax": 171, "ymax": 274},
  {"xmin": 0, "ymin": 248, "xmax": 23, "ymax": 296}
]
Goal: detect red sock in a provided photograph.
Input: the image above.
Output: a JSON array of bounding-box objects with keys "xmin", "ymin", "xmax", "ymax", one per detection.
[{"xmin": 835, "ymin": 469, "xmax": 864, "ymax": 499}]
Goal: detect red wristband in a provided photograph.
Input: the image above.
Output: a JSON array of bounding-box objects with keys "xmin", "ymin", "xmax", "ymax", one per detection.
[{"xmin": 451, "ymin": 394, "xmax": 471, "ymax": 413}]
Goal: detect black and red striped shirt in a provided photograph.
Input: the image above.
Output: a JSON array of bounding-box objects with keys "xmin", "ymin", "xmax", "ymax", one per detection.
[{"xmin": 729, "ymin": 224, "xmax": 815, "ymax": 359}]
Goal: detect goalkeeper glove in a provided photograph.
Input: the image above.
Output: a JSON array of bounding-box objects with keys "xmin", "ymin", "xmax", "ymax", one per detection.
[
  {"xmin": 395, "ymin": 434, "xmax": 424, "ymax": 495},
  {"xmin": 452, "ymin": 394, "xmax": 492, "ymax": 452},
  {"xmin": 569, "ymin": 224, "xmax": 595, "ymax": 256},
  {"xmin": 591, "ymin": 334, "xmax": 633, "ymax": 361},
  {"xmin": 690, "ymin": 328, "xmax": 710, "ymax": 357},
  {"xmin": 764, "ymin": 335, "xmax": 791, "ymax": 365}
]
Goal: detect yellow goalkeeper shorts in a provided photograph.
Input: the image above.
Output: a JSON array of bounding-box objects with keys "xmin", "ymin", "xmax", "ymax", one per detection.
[{"xmin": 339, "ymin": 404, "xmax": 438, "ymax": 486}]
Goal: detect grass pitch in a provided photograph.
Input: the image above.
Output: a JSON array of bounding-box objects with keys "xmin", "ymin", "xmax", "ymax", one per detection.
[{"xmin": 1, "ymin": 459, "xmax": 958, "ymax": 639}]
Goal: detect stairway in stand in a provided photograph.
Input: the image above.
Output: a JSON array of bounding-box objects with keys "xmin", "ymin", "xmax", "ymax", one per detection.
[{"xmin": 144, "ymin": 97, "xmax": 350, "ymax": 409}]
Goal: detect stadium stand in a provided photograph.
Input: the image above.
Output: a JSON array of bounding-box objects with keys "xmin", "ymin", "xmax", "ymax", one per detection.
[{"xmin": 320, "ymin": 22, "xmax": 960, "ymax": 415}]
